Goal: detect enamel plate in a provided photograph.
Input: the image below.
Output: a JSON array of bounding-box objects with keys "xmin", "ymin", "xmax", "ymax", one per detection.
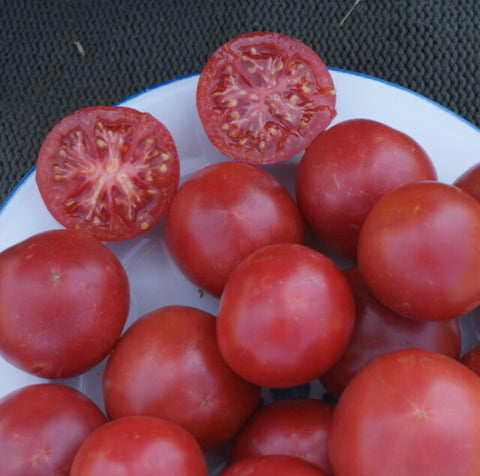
[{"xmin": 0, "ymin": 69, "xmax": 479, "ymax": 473}]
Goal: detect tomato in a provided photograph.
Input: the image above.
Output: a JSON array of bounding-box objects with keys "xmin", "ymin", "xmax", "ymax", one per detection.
[
  {"xmin": 103, "ymin": 305, "xmax": 260, "ymax": 451},
  {"xmin": 460, "ymin": 343, "xmax": 480, "ymax": 376},
  {"xmin": 216, "ymin": 243, "xmax": 355, "ymax": 388},
  {"xmin": 229, "ymin": 398, "xmax": 334, "ymax": 475},
  {"xmin": 0, "ymin": 383, "xmax": 106, "ymax": 476},
  {"xmin": 221, "ymin": 455, "xmax": 327, "ymax": 476},
  {"xmin": 35, "ymin": 105, "xmax": 180, "ymax": 241},
  {"xmin": 357, "ymin": 181, "xmax": 480, "ymax": 321},
  {"xmin": 165, "ymin": 161, "xmax": 304, "ymax": 296},
  {"xmin": 320, "ymin": 266, "xmax": 461, "ymax": 396},
  {"xmin": 196, "ymin": 32, "xmax": 336, "ymax": 165},
  {"xmin": 454, "ymin": 162, "xmax": 480, "ymax": 202},
  {"xmin": 296, "ymin": 119, "xmax": 437, "ymax": 261},
  {"xmin": 0, "ymin": 229, "xmax": 129, "ymax": 378},
  {"xmin": 329, "ymin": 348, "xmax": 480, "ymax": 476},
  {"xmin": 70, "ymin": 415, "xmax": 208, "ymax": 475}
]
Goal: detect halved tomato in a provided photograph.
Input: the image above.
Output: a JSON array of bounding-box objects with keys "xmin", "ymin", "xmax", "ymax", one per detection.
[
  {"xmin": 36, "ymin": 106, "xmax": 180, "ymax": 241},
  {"xmin": 196, "ymin": 32, "xmax": 336, "ymax": 164}
]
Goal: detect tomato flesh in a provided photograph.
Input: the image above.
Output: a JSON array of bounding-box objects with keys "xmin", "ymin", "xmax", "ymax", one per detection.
[
  {"xmin": 36, "ymin": 106, "xmax": 180, "ymax": 241},
  {"xmin": 197, "ymin": 32, "xmax": 336, "ymax": 164}
]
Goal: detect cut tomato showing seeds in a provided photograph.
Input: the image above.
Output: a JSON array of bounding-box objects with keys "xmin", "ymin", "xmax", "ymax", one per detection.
[
  {"xmin": 36, "ymin": 106, "xmax": 180, "ymax": 241},
  {"xmin": 196, "ymin": 32, "xmax": 337, "ymax": 165}
]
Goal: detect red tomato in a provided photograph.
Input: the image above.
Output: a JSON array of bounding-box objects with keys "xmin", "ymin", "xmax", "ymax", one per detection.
[
  {"xmin": 296, "ymin": 119, "xmax": 437, "ymax": 261},
  {"xmin": 460, "ymin": 343, "xmax": 480, "ymax": 376},
  {"xmin": 70, "ymin": 415, "xmax": 207, "ymax": 475},
  {"xmin": 329, "ymin": 348, "xmax": 480, "ymax": 476},
  {"xmin": 196, "ymin": 32, "xmax": 336, "ymax": 164},
  {"xmin": 103, "ymin": 305, "xmax": 260, "ymax": 451},
  {"xmin": 221, "ymin": 455, "xmax": 327, "ymax": 476},
  {"xmin": 229, "ymin": 398, "xmax": 334, "ymax": 475},
  {"xmin": 357, "ymin": 181, "xmax": 480, "ymax": 321},
  {"xmin": 0, "ymin": 229, "xmax": 129, "ymax": 378},
  {"xmin": 0, "ymin": 383, "xmax": 106, "ymax": 476},
  {"xmin": 454, "ymin": 162, "xmax": 480, "ymax": 202},
  {"xmin": 320, "ymin": 266, "xmax": 461, "ymax": 396},
  {"xmin": 165, "ymin": 161, "xmax": 304, "ymax": 296},
  {"xmin": 35, "ymin": 105, "xmax": 180, "ymax": 241},
  {"xmin": 216, "ymin": 243, "xmax": 355, "ymax": 388}
]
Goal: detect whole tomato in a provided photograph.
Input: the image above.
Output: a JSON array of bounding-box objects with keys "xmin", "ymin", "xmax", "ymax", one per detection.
[
  {"xmin": 217, "ymin": 243, "xmax": 355, "ymax": 388},
  {"xmin": 229, "ymin": 398, "xmax": 334, "ymax": 474},
  {"xmin": 296, "ymin": 119, "xmax": 437, "ymax": 261},
  {"xmin": 320, "ymin": 266, "xmax": 461, "ymax": 396},
  {"xmin": 70, "ymin": 415, "xmax": 207, "ymax": 475},
  {"xmin": 454, "ymin": 162, "xmax": 480, "ymax": 202},
  {"xmin": 357, "ymin": 181, "xmax": 480, "ymax": 321},
  {"xmin": 221, "ymin": 455, "xmax": 327, "ymax": 476},
  {"xmin": 0, "ymin": 383, "xmax": 106, "ymax": 476},
  {"xmin": 103, "ymin": 305, "xmax": 261, "ymax": 451},
  {"xmin": 165, "ymin": 161, "xmax": 304, "ymax": 296},
  {"xmin": 329, "ymin": 348, "xmax": 480, "ymax": 476},
  {"xmin": 0, "ymin": 229, "xmax": 129, "ymax": 378}
]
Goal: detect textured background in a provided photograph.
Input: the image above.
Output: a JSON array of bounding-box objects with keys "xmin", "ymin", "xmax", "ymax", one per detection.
[{"xmin": 1, "ymin": 0, "xmax": 479, "ymax": 203}]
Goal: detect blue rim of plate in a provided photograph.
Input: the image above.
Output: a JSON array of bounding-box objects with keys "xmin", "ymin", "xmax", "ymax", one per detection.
[{"xmin": 1, "ymin": 68, "xmax": 478, "ymax": 216}]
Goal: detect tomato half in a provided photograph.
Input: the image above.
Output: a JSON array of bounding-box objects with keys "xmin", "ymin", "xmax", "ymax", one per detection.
[
  {"xmin": 0, "ymin": 383, "xmax": 106, "ymax": 476},
  {"xmin": 0, "ymin": 229, "xmax": 129, "ymax": 378},
  {"xmin": 320, "ymin": 266, "xmax": 461, "ymax": 396},
  {"xmin": 229, "ymin": 398, "xmax": 334, "ymax": 475},
  {"xmin": 217, "ymin": 243, "xmax": 355, "ymax": 388},
  {"xmin": 196, "ymin": 32, "xmax": 336, "ymax": 164},
  {"xmin": 70, "ymin": 415, "xmax": 208, "ymax": 475},
  {"xmin": 357, "ymin": 181, "xmax": 480, "ymax": 321},
  {"xmin": 35, "ymin": 105, "xmax": 180, "ymax": 241},
  {"xmin": 221, "ymin": 455, "xmax": 327, "ymax": 476},
  {"xmin": 103, "ymin": 305, "xmax": 261, "ymax": 451},
  {"xmin": 165, "ymin": 161, "xmax": 304, "ymax": 296},
  {"xmin": 296, "ymin": 119, "xmax": 437, "ymax": 260},
  {"xmin": 329, "ymin": 349, "xmax": 480, "ymax": 476}
]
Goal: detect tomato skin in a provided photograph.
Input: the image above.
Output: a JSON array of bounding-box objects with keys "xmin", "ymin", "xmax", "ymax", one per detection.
[
  {"xmin": 221, "ymin": 455, "xmax": 327, "ymax": 476},
  {"xmin": 217, "ymin": 243, "xmax": 355, "ymax": 388},
  {"xmin": 0, "ymin": 229, "xmax": 129, "ymax": 378},
  {"xmin": 103, "ymin": 305, "xmax": 261, "ymax": 451},
  {"xmin": 70, "ymin": 415, "xmax": 208, "ymax": 475},
  {"xmin": 329, "ymin": 348, "xmax": 480, "ymax": 476},
  {"xmin": 0, "ymin": 383, "xmax": 106, "ymax": 476},
  {"xmin": 229, "ymin": 398, "xmax": 334, "ymax": 475},
  {"xmin": 320, "ymin": 266, "xmax": 461, "ymax": 396},
  {"xmin": 165, "ymin": 161, "xmax": 304, "ymax": 296},
  {"xmin": 36, "ymin": 105, "xmax": 180, "ymax": 241},
  {"xmin": 454, "ymin": 162, "xmax": 480, "ymax": 202},
  {"xmin": 357, "ymin": 181, "xmax": 480, "ymax": 321},
  {"xmin": 296, "ymin": 119, "xmax": 437, "ymax": 261},
  {"xmin": 196, "ymin": 32, "xmax": 336, "ymax": 164}
]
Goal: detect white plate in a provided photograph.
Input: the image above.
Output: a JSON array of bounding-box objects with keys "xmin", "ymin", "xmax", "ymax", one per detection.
[{"xmin": 1, "ymin": 69, "xmax": 479, "ymax": 473}]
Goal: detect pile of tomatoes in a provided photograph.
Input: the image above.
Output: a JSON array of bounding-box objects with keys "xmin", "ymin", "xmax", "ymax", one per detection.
[{"xmin": 1, "ymin": 31, "xmax": 480, "ymax": 476}]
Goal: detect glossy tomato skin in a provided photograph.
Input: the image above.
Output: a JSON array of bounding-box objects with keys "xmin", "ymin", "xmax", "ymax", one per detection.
[
  {"xmin": 0, "ymin": 229, "xmax": 129, "ymax": 378},
  {"xmin": 0, "ymin": 383, "xmax": 106, "ymax": 476},
  {"xmin": 103, "ymin": 305, "xmax": 261, "ymax": 451},
  {"xmin": 36, "ymin": 105, "xmax": 180, "ymax": 241},
  {"xmin": 221, "ymin": 455, "xmax": 327, "ymax": 476},
  {"xmin": 320, "ymin": 266, "xmax": 461, "ymax": 396},
  {"xmin": 296, "ymin": 119, "xmax": 437, "ymax": 261},
  {"xmin": 329, "ymin": 348, "xmax": 480, "ymax": 476},
  {"xmin": 196, "ymin": 32, "xmax": 336, "ymax": 164},
  {"xmin": 217, "ymin": 243, "xmax": 355, "ymax": 388},
  {"xmin": 229, "ymin": 398, "xmax": 334, "ymax": 475},
  {"xmin": 454, "ymin": 162, "xmax": 480, "ymax": 202},
  {"xmin": 357, "ymin": 181, "xmax": 480, "ymax": 321},
  {"xmin": 165, "ymin": 161, "xmax": 304, "ymax": 296},
  {"xmin": 70, "ymin": 415, "xmax": 208, "ymax": 475}
]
